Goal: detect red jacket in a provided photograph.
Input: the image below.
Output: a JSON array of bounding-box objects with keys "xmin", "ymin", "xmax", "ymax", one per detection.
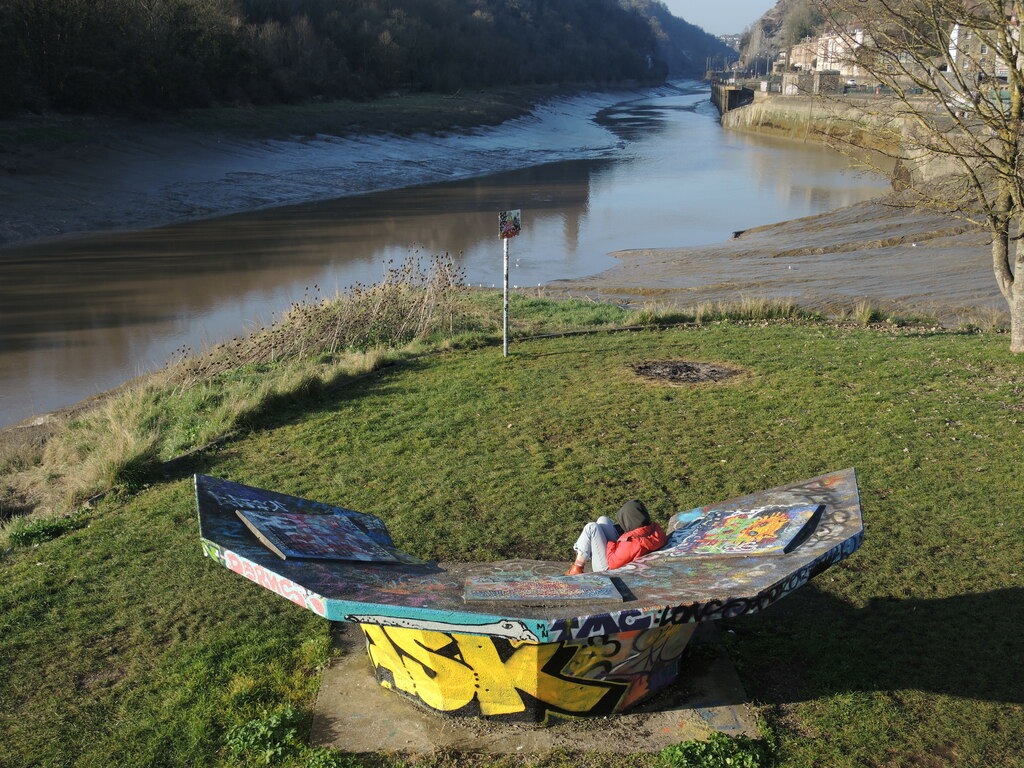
[{"xmin": 606, "ymin": 522, "xmax": 667, "ymax": 570}]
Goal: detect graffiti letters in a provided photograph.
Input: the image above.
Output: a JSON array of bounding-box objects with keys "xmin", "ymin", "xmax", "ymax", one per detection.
[
  {"xmin": 201, "ymin": 539, "xmax": 327, "ymax": 616},
  {"xmin": 360, "ymin": 622, "xmax": 694, "ymax": 723}
]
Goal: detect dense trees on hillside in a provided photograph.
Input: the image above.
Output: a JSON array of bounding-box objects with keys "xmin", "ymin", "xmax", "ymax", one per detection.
[
  {"xmin": 625, "ymin": 0, "xmax": 736, "ymax": 75},
  {"xmin": 0, "ymin": 0, "xmax": 675, "ymax": 114}
]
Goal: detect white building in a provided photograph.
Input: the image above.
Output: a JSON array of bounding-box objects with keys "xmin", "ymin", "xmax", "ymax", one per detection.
[{"xmin": 816, "ymin": 27, "xmax": 868, "ymax": 77}]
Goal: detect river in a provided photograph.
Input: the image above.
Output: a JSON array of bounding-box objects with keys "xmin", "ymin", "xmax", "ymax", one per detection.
[{"xmin": 0, "ymin": 82, "xmax": 890, "ymax": 428}]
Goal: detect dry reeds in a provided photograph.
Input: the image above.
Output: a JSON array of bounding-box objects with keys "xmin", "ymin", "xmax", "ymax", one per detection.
[
  {"xmin": 172, "ymin": 253, "xmax": 466, "ymax": 383},
  {"xmin": 955, "ymin": 305, "xmax": 1009, "ymax": 333},
  {"xmin": 624, "ymin": 297, "xmax": 811, "ymax": 327},
  {"xmin": 1, "ymin": 254, "xmax": 469, "ymax": 539}
]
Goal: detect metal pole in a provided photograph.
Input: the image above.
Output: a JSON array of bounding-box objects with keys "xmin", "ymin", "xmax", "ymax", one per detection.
[{"xmin": 502, "ymin": 236, "xmax": 509, "ymax": 357}]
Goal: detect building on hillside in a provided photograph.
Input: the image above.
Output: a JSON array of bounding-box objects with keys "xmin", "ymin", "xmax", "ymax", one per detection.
[
  {"xmin": 947, "ymin": 4, "xmax": 1020, "ymax": 82},
  {"xmin": 788, "ymin": 37, "xmax": 818, "ymax": 71},
  {"xmin": 816, "ymin": 27, "xmax": 869, "ymax": 77},
  {"xmin": 719, "ymin": 34, "xmax": 742, "ymax": 52},
  {"xmin": 948, "ymin": 23, "xmax": 1002, "ymax": 77},
  {"xmin": 782, "ymin": 27, "xmax": 868, "ymax": 78}
]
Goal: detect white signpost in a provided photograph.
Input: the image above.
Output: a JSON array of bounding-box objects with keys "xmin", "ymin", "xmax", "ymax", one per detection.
[{"xmin": 498, "ymin": 210, "xmax": 521, "ymax": 358}]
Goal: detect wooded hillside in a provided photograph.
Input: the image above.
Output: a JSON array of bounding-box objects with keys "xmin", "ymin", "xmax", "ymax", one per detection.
[
  {"xmin": 0, "ymin": 0, "xmax": 729, "ymax": 115},
  {"xmin": 625, "ymin": 0, "xmax": 737, "ymax": 77}
]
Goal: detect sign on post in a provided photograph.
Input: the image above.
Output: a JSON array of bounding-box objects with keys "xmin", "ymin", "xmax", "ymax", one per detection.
[
  {"xmin": 498, "ymin": 210, "xmax": 521, "ymax": 358},
  {"xmin": 499, "ymin": 210, "xmax": 521, "ymax": 240}
]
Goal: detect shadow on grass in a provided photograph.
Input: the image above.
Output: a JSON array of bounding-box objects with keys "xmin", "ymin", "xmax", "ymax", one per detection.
[
  {"xmin": 158, "ymin": 357, "xmax": 428, "ymax": 483},
  {"xmin": 731, "ymin": 584, "xmax": 1024, "ymax": 705}
]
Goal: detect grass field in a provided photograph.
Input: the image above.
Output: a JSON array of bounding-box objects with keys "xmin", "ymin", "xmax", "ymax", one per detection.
[{"xmin": 2, "ymin": 315, "xmax": 1023, "ymax": 768}]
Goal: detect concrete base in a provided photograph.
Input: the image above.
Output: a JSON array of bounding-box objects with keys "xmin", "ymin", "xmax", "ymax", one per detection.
[{"xmin": 311, "ymin": 622, "xmax": 759, "ymax": 754}]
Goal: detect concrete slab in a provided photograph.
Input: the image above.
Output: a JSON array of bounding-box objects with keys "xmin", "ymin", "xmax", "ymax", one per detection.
[{"xmin": 311, "ymin": 622, "xmax": 759, "ymax": 755}]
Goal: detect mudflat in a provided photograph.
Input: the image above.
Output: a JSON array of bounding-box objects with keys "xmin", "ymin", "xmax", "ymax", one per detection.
[
  {"xmin": 555, "ymin": 196, "xmax": 1001, "ymax": 324},
  {"xmin": 0, "ymin": 87, "xmax": 564, "ymax": 247},
  {"xmin": 0, "ymin": 87, "xmax": 1006, "ymax": 441}
]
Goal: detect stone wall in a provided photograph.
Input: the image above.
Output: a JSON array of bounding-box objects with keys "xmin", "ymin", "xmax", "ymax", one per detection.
[{"xmin": 719, "ymin": 92, "xmax": 960, "ymax": 182}]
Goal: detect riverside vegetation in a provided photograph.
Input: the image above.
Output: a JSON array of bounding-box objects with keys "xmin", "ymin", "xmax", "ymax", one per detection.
[
  {"xmin": 0, "ymin": 0, "xmax": 733, "ymax": 116},
  {"xmin": 1, "ymin": 256, "xmax": 1023, "ymax": 767},
  {"xmin": 0, "ymin": 253, "xmax": 814, "ymax": 532}
]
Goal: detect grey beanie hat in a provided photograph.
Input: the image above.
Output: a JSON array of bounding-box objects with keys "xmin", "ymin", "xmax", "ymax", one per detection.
[{"xmin": 616, "ymin": 500, "xmax": 650, "ymax": 533}]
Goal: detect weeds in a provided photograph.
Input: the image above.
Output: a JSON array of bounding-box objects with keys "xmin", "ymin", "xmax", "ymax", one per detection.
[
  {"xmin": 658, "ymin": 733, "xmax": 770, "ymax": 768},
  {"xmin": 224, "ymin": 705, "xmax": 301, "ymax": 764},
  {"xmin": 223, "ymin": 706, "xmax": 359, "ymax": 767},
  {"xmin": 956, "ymin": 304, "xmax": 1008, "ymax": 333},
  {"xmin": 628, "ymin": 297, "xmax": 814, "ymax": 326},
  {"xmin": 7, "ymin": 509, "xmax": 90, "ymax": 547},
  {"xmin": 693, "ymin": 297, "xmax": 812, "ymax": 323},
  {"xmin": 177, "ymin": 254, "xmax": 467, "ymax": 382},
  {"xmin": 853, "ymin": 299, "xmax": 885, "ymax": 326}
]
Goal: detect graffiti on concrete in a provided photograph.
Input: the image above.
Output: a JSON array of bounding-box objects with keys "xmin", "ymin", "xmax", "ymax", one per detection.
[
  {"xmin": 360, "ymin": 621, "xmax": 696, "ymax": 722},
  {"xmin": 198, "ymin": 468, "xmax": 864, "ymax": 642},
  {"xmin": 202, "ymin": 539, "xmax": 328, "ymax": 616},
  {"xmin": 236, "ymin": 507, "xmax": 401, "ymax": 562},
  {"xmin": 463, "ymin": 573, "xmax": 623, "ymax": 603},
  {"xmin": 346, "ymin": 614, "xmax": 541, "ymax": 642},
  {"xmin": 665, "ymin": 504, "xmax": 824, "ymax": 556},
  {"xmin": 199, "ymin": 469, "xmax": 864, "ymax": 720},
  {"xmin": 548, "ymin": 530, "xmax": 862, "ymax": 641}
]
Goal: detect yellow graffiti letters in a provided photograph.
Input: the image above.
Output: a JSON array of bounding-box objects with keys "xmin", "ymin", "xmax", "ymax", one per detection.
[
  {"xmin": 362, "ymin": 625, "xmax": 477, "ymax": 712},
  {"xmin": 359, "ymin": 625, "xmax": 630, "ymax": 719}
]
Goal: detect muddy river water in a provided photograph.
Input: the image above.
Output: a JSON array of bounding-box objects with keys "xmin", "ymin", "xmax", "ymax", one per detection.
[{"xmin": 0, "ymin": 83, "xmax": 891, "ymax": 428}]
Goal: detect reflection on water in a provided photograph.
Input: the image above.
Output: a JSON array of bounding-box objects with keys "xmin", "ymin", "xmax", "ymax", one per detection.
[{"xmin": 0, "ymin": 88, "xmax": 890, "ymax": 427}]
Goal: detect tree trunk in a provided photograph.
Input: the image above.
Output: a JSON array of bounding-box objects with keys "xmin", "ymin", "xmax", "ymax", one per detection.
[
  {"xmin": 1011, "ymin": 290, "xmax": 1024, "ymax": 354},
  {"xmin": 991, "ymin": 219, "xmax": 1019, "ymax": 352}
]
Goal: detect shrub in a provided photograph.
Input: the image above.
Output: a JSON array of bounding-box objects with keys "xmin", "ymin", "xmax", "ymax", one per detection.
[{"xmin": 854, "ymin": 299, "xmax": 885, "ymax": 326}]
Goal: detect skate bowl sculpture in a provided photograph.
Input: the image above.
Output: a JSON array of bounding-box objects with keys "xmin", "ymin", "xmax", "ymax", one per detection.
[{"xmin": 196, "ymin": 469, "xmax": 863, "ymax": 724}]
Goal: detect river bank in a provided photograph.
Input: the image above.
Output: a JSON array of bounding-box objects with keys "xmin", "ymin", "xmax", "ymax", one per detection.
[
  {"xmin": 553, "ymin": 91, "xmax": 1000, "ymax": 324},
  {"xmin": 718, "ymin": 91, "xmax": 961, "ymax": 181},
  {"xmin": 0, "ymin": 81, "xmax": 1004, "ymax": 444},
  {"xmin": 0, "ymin": 84, "xmax": 653, "ymax": 248},
  {"xmin": 554, "ymin": 193, "xmax": 1001, "ymax": 324}
]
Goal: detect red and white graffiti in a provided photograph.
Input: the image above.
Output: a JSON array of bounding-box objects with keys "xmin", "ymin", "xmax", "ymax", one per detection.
[{"xmin": 202, "ymin": 539, "xmax": 327, "ymax": 616}]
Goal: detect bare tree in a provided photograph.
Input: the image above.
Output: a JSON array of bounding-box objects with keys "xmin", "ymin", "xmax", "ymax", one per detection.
[{"xmin": 814, "ymin": 0, "xmax": 1024, "ymax": 351}]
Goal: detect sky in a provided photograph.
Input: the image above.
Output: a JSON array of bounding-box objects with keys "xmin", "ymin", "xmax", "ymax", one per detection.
[{"xmin": 663, "ymin": 0, "xmax": 776, "ymax": 36}]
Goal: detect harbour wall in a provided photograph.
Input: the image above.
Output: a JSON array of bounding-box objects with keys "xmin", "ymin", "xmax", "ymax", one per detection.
[
  {"xmin": 718, "ymin": 91, "xmax": 960, "ymax": 182},
  {"xmin": 710, "ymin": 81, "xmax": 755, "ymax": 114}
]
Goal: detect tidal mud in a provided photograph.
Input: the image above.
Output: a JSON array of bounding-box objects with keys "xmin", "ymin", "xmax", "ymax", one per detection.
[{"xmin": 554, "ymin": 198, "xmax": 1001, "ymax": 324}]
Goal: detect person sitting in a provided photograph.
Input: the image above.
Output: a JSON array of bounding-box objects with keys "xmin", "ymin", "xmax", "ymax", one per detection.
[{"xmin": 566, "ymin": 499, "xmax": 666, "ymax": 575}]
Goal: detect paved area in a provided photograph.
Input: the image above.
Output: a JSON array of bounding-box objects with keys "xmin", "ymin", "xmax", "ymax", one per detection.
[{"xmin": 311, "ymin": 622, "xmax": 759, "ymax": 755}]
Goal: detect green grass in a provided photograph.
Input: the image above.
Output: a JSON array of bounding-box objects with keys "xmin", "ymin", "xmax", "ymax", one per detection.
[
  {"xmin": 2, "ymin": 319, "xmax": 1023, "ymax": 767},
  {"xmin": 0, "ymin": 283, "xmax": 807, "ymax": 527}
]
